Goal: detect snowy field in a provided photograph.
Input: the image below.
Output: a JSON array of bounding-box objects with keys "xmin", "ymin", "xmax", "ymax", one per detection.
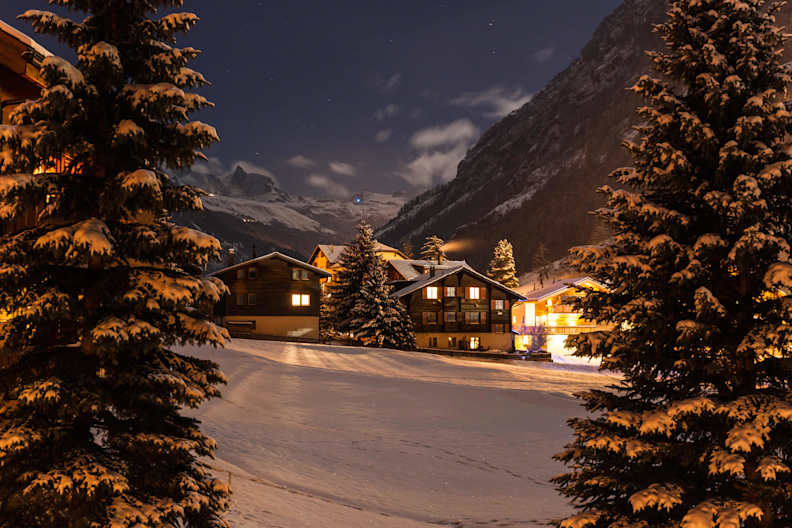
[{"xmin": 183, "ymin": 340, "xmax": 616, "ymax": 527}]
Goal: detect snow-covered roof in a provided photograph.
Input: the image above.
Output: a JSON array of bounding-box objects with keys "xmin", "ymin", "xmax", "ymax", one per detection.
[
  {"xmin": 515, "ymin": 276, "xmax": 607, "ymax": 302},
  {"xmin": 210, "ymin": 251, "xmax": 331, "ymax": 278},
  {"xmin": 0, "ymin": 19, "xmax": 52, "ymax": 60},
  {"xmin": 310, "ymin": 241, "xmax": 407, "ymax": 265},
  {"xmin": 391, "ymin": 264, "xmax": 527, "ymax": 301},
  {"xmin": 388, "ymin": 259, "xmax": 470, "ymax": 281}
]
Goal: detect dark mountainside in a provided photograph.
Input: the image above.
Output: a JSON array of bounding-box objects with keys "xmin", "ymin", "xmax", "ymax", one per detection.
[{"xmin": 377, "ymin": 0, "xmax": 670, "ymax": 269}]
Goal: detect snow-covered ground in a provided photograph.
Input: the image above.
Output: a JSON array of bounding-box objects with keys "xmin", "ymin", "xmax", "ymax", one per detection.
[{"xmin": 183, "ymin": 340, "xmax": 616, "ymax": 527}]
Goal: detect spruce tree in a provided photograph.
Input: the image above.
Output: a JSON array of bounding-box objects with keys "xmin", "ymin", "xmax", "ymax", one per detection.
[
  {"xmin": 351, "ymin": 258, "xmax": 416, "ymax": 350},
  {"xmin": 0, "ymin": 3, "xmax": 230, "ymax": 526},
  {"xmin": 420, "ymin": 235, "xmax": 446, "ymax": 263},
  {"xmin": 533, "ymin": 242, "xmax": 550, "ymax": 287},
  {"xmin": 401, "ymin": 240, "xmax": 414, "ymax": 259},
  {"xmin": 555, "ymin": 1, "xmax": 792, "ymax": 526},
  {"xmin": 328, "ymin": 221, "xmax": 379, "ymax": 335},
  {"xmin": 487, "ymin": 238, "xmax": 519, "ymax": 288}
]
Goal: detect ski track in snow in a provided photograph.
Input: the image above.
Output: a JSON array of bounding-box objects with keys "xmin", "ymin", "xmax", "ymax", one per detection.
[{"xmin": 182, "ymin": 340, "xmax": 616, "ymax": 527}]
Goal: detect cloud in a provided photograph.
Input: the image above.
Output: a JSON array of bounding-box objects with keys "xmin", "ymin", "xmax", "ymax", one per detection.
[
  {"xmin": 532, "ymin": 47, "xmax": 556, "ymax": 63},
  {"xmin": 375, "ymin": 129, "xmax": 392, "ymax": 142},
  {"xmin": 191, "ymin": 156, "xmax": 224, "ymax": 175},
  {"xmin": 399, "ymin": 119, "xmax": 479, "ymax": 188},
  {"xmin": 286, "ymin": 154, "xmax": 316, "ymax": 169},
  {"xmin": 383, "ymin": 73, "xmax": 401, "ymax": 91},
  {"xmin": 450, "ymin": 85, "xmax": 533, "ymax": 118},
  {"xmin": 410, "ymin": 119, "xmax": 478, "ymax": 149},
  {"xmin": 402, "ymin": 143, "xmax": 469, "ymax": 187},
  {"xmin": 329, "ymin": 161, "xmax": 356, "ymax": 177},
  {"xmin": 375, "ymin": 104, "xmax": 400, "ymax": 120},
  {"xmin": 306, "ymin": 174, "xmax": 351, "ymax": 199}
]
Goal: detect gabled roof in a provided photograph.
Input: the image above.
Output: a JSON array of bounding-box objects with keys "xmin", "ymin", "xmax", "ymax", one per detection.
[
  {"xmin": 390, "ymin": 264, "xmax": 527, "ymax": 301},
  {"xmin": 0, "ymin": 20, "xmax": 52, "ymax": 60},
  {"xmin": 210, "ymin": 251, "xmax": 331, "ymax": 278},
  {"xmin": 388, "ymin": 258, "xmax": 470, "ymax": 281},
  {"xmin": 309, "ymin": 241, "xmax": 407, "ymax": 266},
  {"xmin": 516, "ymin": 276, "xmax": 607, "ymax": 302}
]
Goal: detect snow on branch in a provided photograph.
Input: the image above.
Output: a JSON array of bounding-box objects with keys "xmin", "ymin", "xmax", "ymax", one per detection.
[
  {"xmin": 629, "ymin": 483, "xmax": 683, "ymax": 513},
  {"xmin": 40, "ymin": 56, "xmax": 85, "ymax": 90}
]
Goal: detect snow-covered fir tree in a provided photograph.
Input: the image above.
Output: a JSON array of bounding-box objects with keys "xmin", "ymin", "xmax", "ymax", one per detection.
[
  {"xmin": 351, "ymin": 258, "xmax": 416, "ymax": 350},
  {"xmin": 420, "ymin": 235, "xmax": 446, "ymax": 263},
  {"xmin": 319, "ymin": 290, "xmax": 335, "ymax": 342},
  {"xmin": 555, "ymin": 1, "xmax": 792, "ymax": 526},
  {"xmin": 0, "ymin": 2, "xmax": 230, "ymax": 526},
  {"xmin": 327, "ymin": 221, "xmax": 379, "ymax": 335},
  {"xmin": 487, "ymin": 239, "xmax": 519, "ymax": 288}
]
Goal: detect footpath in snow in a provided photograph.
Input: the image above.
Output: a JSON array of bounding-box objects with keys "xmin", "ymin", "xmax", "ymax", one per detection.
[{"xmin": 183, "ymin": 340, "xmax": 616, "ymax": 528}]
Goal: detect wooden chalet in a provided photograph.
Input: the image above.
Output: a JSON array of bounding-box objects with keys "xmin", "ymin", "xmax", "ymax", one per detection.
[
  {"xmin": 0, "ymin": 20, "xmax": 49, "ymax": 124},
  {"xmin": 512, "ymin": 277, "xmax": 609, "ymax": 362},
  {"xmin": 212, "ymin": 252, "xmax": 331, "ymax": 342},
  {"xmin": 388, "ymin": 259, "xmax": 526, "ymax": 352},
  {"xmin": 309, "ymin": 241, "xmax": 407, "ymax": 287}
]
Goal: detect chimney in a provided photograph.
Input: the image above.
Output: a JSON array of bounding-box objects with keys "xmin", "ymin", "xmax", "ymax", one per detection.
[
  {"xmin": 226, "ymin": 248, "xmax": 236, "ymax": 267},
  {"xmin": 251, "ymin": 244, "xmax": 257, "ymax": 258},
  {"xmin": 430, "ymin": 265, "xmax": 436, "ymax": 277}
]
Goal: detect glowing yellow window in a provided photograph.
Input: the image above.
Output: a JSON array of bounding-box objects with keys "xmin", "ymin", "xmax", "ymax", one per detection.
[
  {"xmin": 468, "ymin": 287, "xmax": 480, "ymax": 300},
  {"xmin": 291, "ymin": 294, "xmax": 310, "ymax": 306},
  {"xmin": 426, "ymin": 286, "xmax": 438, "ymax": 299}
]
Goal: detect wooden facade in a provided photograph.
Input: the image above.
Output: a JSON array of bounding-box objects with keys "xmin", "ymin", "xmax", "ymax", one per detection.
[
  {"xmin": 393, "ymin": 265, "xmax": 525, "ymax": 352},
  {"xmin": 212, "ymin": 252, "xmax": 331, "ymax": 341},
  {"xmin": 0, "ymin": 20, "xmax": 48, "ymax": 124}
]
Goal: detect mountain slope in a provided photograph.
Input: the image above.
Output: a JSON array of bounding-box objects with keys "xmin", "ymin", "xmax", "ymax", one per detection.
[
  {"xmin": 376, "ymin": 0, "xmax": 668, "ymax": 269},
  {"xmin": 173, "ymin": 166, "xmax": 406, "ymax": 267}
]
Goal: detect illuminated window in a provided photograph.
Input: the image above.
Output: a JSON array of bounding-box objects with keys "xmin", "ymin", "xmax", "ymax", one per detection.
[
  {"xmin": 291, "ymin": 294, "xmax": 310, "ymax": 306},
  {"xmin": 247, "ymin": 293, "xmax": 257, "ymax": 305},
  {"xmin": 445, "ymin": 286, "xmax": 456, "ymax": 297},
  {"xmin": 493, "ymin": 299, "xmax": 505, "ymax": 311},
  {"xmin": 469, "ymin": 337, "xmax": 480, "ymax": 350},
  {"xmin": 448, "ymin": 336, "xmax": 457, "ymax": 348},
  {"xmin": 426, "ymin": 286, "xmax": 438, "ymax": 299},
  {"xmin": 468, "ymin": 287, "xmax": 481, "ymax": 300}
]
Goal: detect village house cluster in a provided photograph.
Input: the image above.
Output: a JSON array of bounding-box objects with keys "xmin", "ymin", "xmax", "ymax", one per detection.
[
  {"xmin": 212, "ymin": 240, "xmax": 606, "ymax": 361},
  {"xmin": 0, "ymin": 22, "xmax": 604, "ymax": 362}
]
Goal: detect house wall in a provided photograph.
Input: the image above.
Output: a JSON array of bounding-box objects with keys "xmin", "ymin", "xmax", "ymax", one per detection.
[
  {"xmin": 0, "ymin": 29, "xmax": 44, "ymax": 124},
  {"xmin": 215, "ymin": 256, "xmax": 324, "ymax": 341},
  {"xmin": 223, "ymin": 315, "xmax": 319, "ymax": 340},
  {"xmin": 415, "ymin": 332, "xmax": 514, "ymax": 352}
]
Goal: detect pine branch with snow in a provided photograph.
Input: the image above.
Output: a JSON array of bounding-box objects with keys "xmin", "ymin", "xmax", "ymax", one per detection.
[
  {"xmin": 0, "ymin": 2, "xmax": 230, "ymax": 526},
  {"xmin": 554, "ymin": 1, "xmax": 792, "ymax": 526}
]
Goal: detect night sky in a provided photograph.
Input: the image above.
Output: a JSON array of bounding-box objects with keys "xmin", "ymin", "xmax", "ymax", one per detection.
[{"xmin": 1, "ymin": 1, "xmax": 622, "ymax": 198}]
